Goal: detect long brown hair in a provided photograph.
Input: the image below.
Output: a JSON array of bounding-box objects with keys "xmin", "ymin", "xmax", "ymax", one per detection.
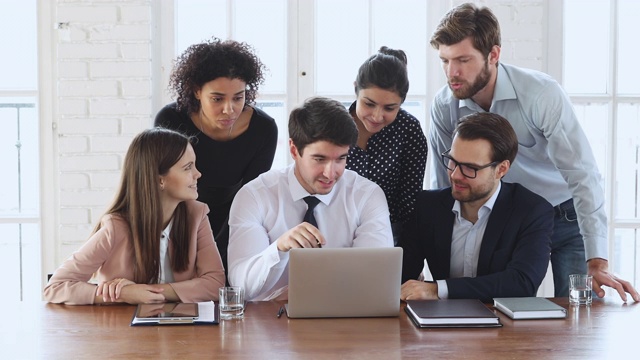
[{"xmin": 94, "ymin": 128, "xmax": 193, "ymax": 283}]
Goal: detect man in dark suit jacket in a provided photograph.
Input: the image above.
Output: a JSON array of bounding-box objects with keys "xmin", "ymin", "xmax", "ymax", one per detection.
[{"xmin": 400, "ymin": 112, "xmax": 553, "ymax": 302}]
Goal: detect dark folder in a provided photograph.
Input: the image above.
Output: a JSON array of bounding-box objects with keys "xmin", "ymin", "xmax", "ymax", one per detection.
[{"xmin": 405, "ymin": 299, "xmax": 501, "ymax": 328}]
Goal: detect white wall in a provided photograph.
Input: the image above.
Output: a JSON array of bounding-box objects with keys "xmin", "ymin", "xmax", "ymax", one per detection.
[
  {"xmin": 42, "ymin": 0, "xmax": 154, "ymax": 274},
  {"xmin": 42, "ymin": 0, "xmax": 553, "ymax": 294}
]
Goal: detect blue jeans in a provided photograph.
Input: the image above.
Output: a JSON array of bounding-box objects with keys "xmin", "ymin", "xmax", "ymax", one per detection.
[{"xmin": 550, "ymin": 199, "xmax": 587, "ymax": 297}]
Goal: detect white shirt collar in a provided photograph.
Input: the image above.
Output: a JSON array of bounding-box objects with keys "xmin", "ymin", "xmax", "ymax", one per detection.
[{"xmin": 287, "ymin": 164, "xmax": 334, "ymax": 205}]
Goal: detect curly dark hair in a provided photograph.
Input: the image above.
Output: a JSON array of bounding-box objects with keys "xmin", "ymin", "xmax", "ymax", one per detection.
[{"xmin": 169, "ymin": 37, "xmax": 266, "ymax": 114}]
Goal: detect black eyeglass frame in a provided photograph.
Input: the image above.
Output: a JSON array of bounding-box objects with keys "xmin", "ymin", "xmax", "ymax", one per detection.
[{"xmin": 440, "ymin": 149, "xmax": 501, "ymax": 179}]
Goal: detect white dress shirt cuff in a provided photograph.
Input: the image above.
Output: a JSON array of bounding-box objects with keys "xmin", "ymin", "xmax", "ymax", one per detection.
[{"xmin": 436, "ymin": 279, "xmax": 448, "ymax": 299}]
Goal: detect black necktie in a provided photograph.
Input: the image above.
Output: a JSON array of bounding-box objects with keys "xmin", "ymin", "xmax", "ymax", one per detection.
[{"xmin": 303, "ymin": 196, "xmax": 321, "ymax": 228}]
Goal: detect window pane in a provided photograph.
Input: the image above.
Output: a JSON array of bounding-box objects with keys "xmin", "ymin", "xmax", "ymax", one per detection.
[
  {"xmin": 564, "ymin": 0, "xmax": 609, "ymax": 94},
  {"xmin": 175, "ymin": 0, "xmax": 227, "ymax": 55},
  {"xmin": 234, "ymin": 0, "xmax": 287, "ymax": 94},
  {"xmin": 255, "ymin": 101, "xmax": 288, "ymax": 168},
  {"xmin": 0, "ymin": 223, "xmax": 41, "ymax": 301},
  {"xmin": 615, "ymin": 103, "xmax": 640, "ymax": 219},
  {"xmin": 0, "ymin": 0, "xmax": 36, "ymax": 90},
  {"xmin": 617, "ymin": 0, "xmax": 640, "ymax": 95},
  {"xmin": 401, "ymin": 100, "xmax": 426, "ymax": 129},
  {"xmin": 0, "ymin": 99, "xmax": 38, "ymax": 215},
  {"xmin": 316, "ymin": 0, "xmax": 369, "ymax": 95},
  {"xmin": 613, "ymin": 229, "xmax": 639, "ymax": 290},
  {"xmin": 372, "ymin": 0, "xmax": 427, "ymax": 95}
]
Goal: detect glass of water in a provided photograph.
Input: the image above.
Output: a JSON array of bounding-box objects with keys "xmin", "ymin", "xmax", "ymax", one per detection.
[
  {"xmin": 219, "ymin": 286, "xmax": 245, "ymax": 319},
  {"xmin": 569, "ymin": 274, "xmax": 592, "ymax": 306}
]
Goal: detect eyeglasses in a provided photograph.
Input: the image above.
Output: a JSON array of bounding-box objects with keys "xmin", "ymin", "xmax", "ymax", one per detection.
[{"xmin": 441, "ymin": 149, "xmax": 500, "ymax": 179}]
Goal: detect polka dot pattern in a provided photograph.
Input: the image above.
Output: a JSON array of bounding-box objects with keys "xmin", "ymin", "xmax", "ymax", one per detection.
[{"xmin": 347, "ymin": 105, "xmax": 428, "ymax": 224}]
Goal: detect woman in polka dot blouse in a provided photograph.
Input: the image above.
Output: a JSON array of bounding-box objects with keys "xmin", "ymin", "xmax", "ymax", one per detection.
[{"xmin": 347, "ymin": 46, "xmax": 428, "ymax": 244}]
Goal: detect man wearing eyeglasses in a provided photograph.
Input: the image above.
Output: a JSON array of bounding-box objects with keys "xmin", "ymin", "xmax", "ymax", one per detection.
[
  {"xmin": 400, "ymin": 112, "xmax": 553, "ymax": 302},
  {"xmin": 427, "ymin": 3, "xmax": 639, "ymax": 302}
]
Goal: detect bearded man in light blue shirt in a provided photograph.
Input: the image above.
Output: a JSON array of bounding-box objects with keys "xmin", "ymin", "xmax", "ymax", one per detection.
[{"xmin": 428, "ymin": 2, "xmax": 638, "ymax": 301}]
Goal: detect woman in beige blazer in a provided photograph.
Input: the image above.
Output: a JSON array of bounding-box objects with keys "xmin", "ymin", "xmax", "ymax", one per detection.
[{"xmin": 44, "ymin": 128, "xmax": 225, "ymax": 305}]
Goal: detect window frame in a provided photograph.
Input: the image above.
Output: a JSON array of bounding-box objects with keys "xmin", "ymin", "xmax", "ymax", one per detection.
[
  {"xmin": 556, "ymin": 0, "xmax": 640, "ymax": 285},
  {"xmin": 38, "ymin": 0, "xmax": 57, "ymax": 293}
]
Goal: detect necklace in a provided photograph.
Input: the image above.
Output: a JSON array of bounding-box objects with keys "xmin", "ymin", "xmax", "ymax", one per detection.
[{"xmin": 198, "ymin": 110, "xmax": 235, "ymax": 139}]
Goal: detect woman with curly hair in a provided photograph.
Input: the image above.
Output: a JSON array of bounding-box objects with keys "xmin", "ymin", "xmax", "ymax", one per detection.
[{"xmin": 155, "ymin": 38, "xmax": 278, "ymax": 280}]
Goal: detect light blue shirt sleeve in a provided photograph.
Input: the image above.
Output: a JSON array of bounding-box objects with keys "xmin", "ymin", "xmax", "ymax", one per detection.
[
  {"xmin": 524, "ymin": 81, "xmax": 607, "ymax": 260},
  {"xmin": 428, "ymin": 98, "xmax": 456, "ymax": 189}
]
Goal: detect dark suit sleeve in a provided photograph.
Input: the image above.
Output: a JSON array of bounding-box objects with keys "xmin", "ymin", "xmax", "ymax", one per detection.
[
  {"xmin": 445, "ymin": 186, "xmax": 553, "ymax": 302},
  {"xmin": 400, "ymin": 191, "xmax": 433, "ymax": 283},
  {"xmin": 400, "ymin": 213, "xmax": 424, "ymax": 283}
]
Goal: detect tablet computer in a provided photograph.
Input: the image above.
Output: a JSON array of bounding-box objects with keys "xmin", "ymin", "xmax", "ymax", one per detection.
[{"xmin": 134, "ymin": 303, "xmax": 199, "ymax": 322}]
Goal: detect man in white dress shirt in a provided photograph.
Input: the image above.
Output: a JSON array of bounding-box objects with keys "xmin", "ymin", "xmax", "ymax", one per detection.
[{"xmin": 227, "ymin": 97, "xmax": 393, "ymax": 301}]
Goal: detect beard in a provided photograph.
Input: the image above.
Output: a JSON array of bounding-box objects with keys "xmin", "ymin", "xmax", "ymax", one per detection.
[
  {"xmin": 449, "ymin": 61, "xmax": 491, "ymax": 100},
  {"xmin": 450, "ymin": 179, "xmax": 494, "ymax": 204}
]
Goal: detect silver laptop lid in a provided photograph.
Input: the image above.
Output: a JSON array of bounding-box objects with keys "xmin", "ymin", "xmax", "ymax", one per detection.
[{"xmin": 286, "ymin": 247, "xmax": 402, "ymax": 318}]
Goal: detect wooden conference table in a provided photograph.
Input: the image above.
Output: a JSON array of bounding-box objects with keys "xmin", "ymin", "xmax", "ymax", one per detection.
[{"xmin": 1, "ymin": 297, "xmax": 637, "ymax": 359}]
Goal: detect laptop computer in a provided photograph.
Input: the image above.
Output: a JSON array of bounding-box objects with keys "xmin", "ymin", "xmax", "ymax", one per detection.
[{"xmin": 284, "ymin": 247, "xmax": 403, "ymax": 318}]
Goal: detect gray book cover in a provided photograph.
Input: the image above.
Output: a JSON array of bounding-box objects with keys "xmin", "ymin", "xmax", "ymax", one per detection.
[{"xmin": 493, "ymin": 297, "xmax": 567, "ymax": 319}]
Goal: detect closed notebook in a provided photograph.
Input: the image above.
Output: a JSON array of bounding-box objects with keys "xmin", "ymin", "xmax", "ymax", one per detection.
[
  {"xmin": 405, "ymin": 299, "xmax": 501, "ymax": 328},
  {"xmin": 493, "ymin": 297, "xmax": 567, "ymax": 320}
]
